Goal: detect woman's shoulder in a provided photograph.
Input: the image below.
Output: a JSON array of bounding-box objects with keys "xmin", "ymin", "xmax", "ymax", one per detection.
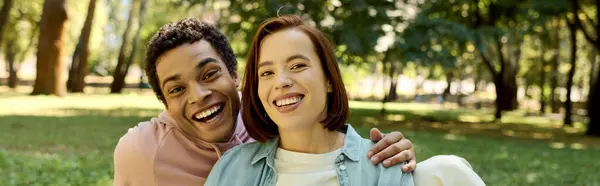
[
  {"xmin": 219, "ymin": 141, "xmax": 265, "ymax": 162},
  {"xmin": 206, "ymin": 141, "xmax": 270, "ymax": 185}
]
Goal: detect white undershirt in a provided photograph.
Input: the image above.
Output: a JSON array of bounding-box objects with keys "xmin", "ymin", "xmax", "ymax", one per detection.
[{"xmin": 274, "ymin": 148, "xmax": 342, "ymax": 186}]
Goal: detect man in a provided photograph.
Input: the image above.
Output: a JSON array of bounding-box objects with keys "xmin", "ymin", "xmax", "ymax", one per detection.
[{"xmin": 113, "ymin": 18, "xmax": 485, "ymax": 186}]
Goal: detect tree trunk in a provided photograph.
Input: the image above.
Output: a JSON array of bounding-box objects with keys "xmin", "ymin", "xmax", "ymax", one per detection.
[
  {"xmin": 540, "ymin": 52, "xmax": 547, "ymax": 114},
  {"xmin": 492, "ymin": 36, "xmax": 519, "ymax": 119},
  {"xmin": 587, "ymin": 69, "xmax": 600, "ymax": 136},
  {"xmin": 564, "ymin": 19, "xmax": 577, "ymax": 126},
  {"xmin": 493, "ymin": 69, "xmax": 519, "ymax": 118},
  {"xmin": 117, "ymin": 0, "xmax": 148, "ymax": 92},
  {"xmin": 590, "ymin": 50, "xmax": 597, "ymax": 97},
  {"xmin": 5, "ymin": 41, "xmax": 17, "ymax": 88},
  {"xmin": 0, "ymin": 0, "xmax": 14, "ymax": 53},
  {"xmin": 386, "ymin": 62, "xmax": 399, "ymax": 101},
  {"xmin": 66, "ymin": 42, "xmax": 80, "ymax": 90},
  {"xmin": 31, "ymin": 0, "xmax": 68, "ymax": 96},
  {"xmin": 550, "ymin": 49, "xmax": 560, "ymax": 113},
  {"xmin": 111, "ymin": 0, "xmax": 148, "ymax": 93},
  {"xmin": 474, "ymin": 64, "xmax": 484, "ymax": 92},
  {"xmin": 443, "ymin": 72, "xmax": 453, "ymax": 101},
  {"xmin": 109, "ymin": 0, "xmax": 136, "ymax": 93},
  {"xmin": 67, "ymin": 0, "xmax": 97, "ymax": 92}
]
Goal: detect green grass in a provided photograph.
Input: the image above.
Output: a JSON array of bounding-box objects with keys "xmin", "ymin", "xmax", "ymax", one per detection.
[{"xmin": 1, "ymin": 93, "xmax": 599, "ymax": 185}]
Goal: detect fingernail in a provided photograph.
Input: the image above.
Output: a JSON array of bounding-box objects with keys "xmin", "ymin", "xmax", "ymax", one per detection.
[
  {"xmin": 367, "ymin": 151, "xmax": 373, "ymax": 157},
  {"xmin": 384, "ymin": 160, "xmax": 391, "ymax": 166},
  {"xmin": 371, "ymin": 156, "xmax": 378, "ymax": 162}
]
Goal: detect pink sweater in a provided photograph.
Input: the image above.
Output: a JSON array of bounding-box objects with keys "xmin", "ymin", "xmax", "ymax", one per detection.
[{"xmin": 113, "ymin": 110, "xmax": 255, "ymax": 185}]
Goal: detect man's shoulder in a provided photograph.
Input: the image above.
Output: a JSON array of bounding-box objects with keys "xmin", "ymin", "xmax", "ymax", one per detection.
[
  {"xmin": 113, "ymin": 120, "xmax": 175, "ymax": 185},
  {"xmin": 114, "ymin": 120, "xmax": 174, "ymax": 162}
]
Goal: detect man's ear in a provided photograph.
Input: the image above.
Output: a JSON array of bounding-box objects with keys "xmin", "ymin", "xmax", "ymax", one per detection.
[{"xmin": 232, "ymin": 73, "xmax": 240, "ymax": 88}]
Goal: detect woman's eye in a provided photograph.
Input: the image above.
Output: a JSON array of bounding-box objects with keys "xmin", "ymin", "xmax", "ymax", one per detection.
[
  {"xmin": 260, "ymin": 71, "xmax": 274, "ymax": 77},
  {"xmin": 291, "ymin": 63, "xmax": 307, "ymax": 70}
]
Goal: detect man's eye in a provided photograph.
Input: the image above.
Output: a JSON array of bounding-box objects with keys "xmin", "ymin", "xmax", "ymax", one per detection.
[
  {"xmin": 203, "ymin": 69, "xmax": 220, "ymax": 80},
  {"xmin": 260, "ymin": 71, "xmax": 274, "ymax": 77},
  {"xmin": 291, "ymin": 63, "xmax": 307, "ymax": 70},
  {"xmin": 169, "ymin": 87, "xmax": 184, "ymax": 94}
]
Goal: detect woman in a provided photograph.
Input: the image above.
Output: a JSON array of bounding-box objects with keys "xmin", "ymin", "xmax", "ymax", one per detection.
[{"xmin": 205, "ymin": 15, "xmax": 414, "ymax": 186}]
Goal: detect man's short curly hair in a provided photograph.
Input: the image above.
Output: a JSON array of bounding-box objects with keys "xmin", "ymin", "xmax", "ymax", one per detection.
[{"xmin": 145, "ymin": 18, "xmax": 237, "ymax": 105}]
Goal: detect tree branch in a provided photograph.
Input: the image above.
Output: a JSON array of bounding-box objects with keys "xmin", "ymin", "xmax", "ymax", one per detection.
[
  {"xmin": 495, "ymin": 35, "xmax": 506, "ymax": 73},
  {"xmin": 581, "ymin": 9, "xmax": 597, "ymax": 28},
  {"xmin": 573, "ymin": 0, "xmax": 599, "ymax": 46},
  {"xmin": 475, "ymin": 34, "xmax": 498, "ymax": 76}
]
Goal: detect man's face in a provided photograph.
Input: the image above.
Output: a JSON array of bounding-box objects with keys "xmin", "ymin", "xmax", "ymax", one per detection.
[{"xmin": 156, "ymin": 40, "xmax": 240, "ymax": 143}]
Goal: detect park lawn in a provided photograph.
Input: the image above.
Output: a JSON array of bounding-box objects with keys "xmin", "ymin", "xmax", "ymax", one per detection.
[{"xmin": 1, "ymin": 92, "xmax": 599, "ymax": 186}]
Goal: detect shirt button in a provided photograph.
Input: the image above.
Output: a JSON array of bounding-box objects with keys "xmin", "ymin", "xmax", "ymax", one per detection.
[{"xmin": 339, "ymin": 165, "xmax": 346, "ymax": 171}]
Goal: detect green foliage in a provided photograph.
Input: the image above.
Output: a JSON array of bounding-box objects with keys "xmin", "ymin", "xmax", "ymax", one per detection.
[
  {"xmin": 193, "ymin": 0, "xmax": 397, "ymax": 64},
  {"xmin": 2, "ymin": 0, "xmax": 43, "ymax": 62}
]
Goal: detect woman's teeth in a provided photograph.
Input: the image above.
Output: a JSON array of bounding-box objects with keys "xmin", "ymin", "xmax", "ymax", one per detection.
[
  {"xmin": 194, "ymin": 104, "xmax": 222, "ymax": 119},
  {"xmin": 275, "ymin": 96, "xmax": 302, "ymax": 107}
]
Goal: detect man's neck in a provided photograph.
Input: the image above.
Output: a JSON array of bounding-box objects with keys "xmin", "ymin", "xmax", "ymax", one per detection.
[{"xmin": 278, "ymin": 123, "xmax": 344, "ymax": 154}]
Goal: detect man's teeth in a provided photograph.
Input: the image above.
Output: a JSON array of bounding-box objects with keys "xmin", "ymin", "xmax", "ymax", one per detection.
[
  {"xmin": 276, "ymin": 96, "xmax": 302, "ymax": 107},
  {"xmin": 195, "ymin": 105, "xmax": 222, "ymax": 119}
]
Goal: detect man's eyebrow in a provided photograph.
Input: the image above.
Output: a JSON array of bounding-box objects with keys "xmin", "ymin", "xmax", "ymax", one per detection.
[
  {"xmin": 162, "ymin": 74, "xmax": 181, "ymax": 88},
  {"xmin": 197, "ymin": 57, "xmax": 218, "ymax": 70}
]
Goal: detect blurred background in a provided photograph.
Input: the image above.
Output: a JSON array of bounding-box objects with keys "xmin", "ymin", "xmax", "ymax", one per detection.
[{"xmin": 1, "ymin": 0, "xmax": 599, "ymax": 185}]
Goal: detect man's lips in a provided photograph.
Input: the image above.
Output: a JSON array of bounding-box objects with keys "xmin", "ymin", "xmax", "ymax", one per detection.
[{"xmin": 191, "ymin": 102, "xmax": 224, "ymax": 122}]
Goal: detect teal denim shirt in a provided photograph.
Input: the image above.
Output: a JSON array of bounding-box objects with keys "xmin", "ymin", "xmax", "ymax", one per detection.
[{"xmin": 205, "ymin": 124, "xmax": 415, "ymax": 186}]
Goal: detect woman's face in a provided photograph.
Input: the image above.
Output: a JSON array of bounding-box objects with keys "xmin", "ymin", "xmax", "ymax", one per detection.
[{"xmin": 257, "ymin": 28, "xmax": 329, "ymax": 131}]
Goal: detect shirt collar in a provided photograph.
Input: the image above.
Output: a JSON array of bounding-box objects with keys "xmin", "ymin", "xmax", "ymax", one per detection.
[{"xmin": 250, "ymin": 124, "xmax": 362, "ymax": 165}]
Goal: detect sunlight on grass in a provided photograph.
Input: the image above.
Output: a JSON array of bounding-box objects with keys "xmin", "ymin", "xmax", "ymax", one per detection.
[
  {"xmin": 0, "ymin": 93, "xmax": 163, "ymax": 116},
  {"xmin": 349, "ymin": 101, "xmax": 437, "ymax": 111},
  {"xmin": 458, "ymin": 115, "xmax": 483, "ymax": 123},
  {"xmin": 530, "ymin": 132, "xmax": 553, "ymax": 139},
  {"xmin": 550, "ymin": 142, "xmax": 566, "ymax": 149},
  {"xmin": 501, "ymin": 115, "xmax": 560, "ymax": 128},
  {"xmin": 469, "ymin": 123, "xmax": 501, "ymax": 130},
  {"xmin": 526, "ymin": 172, "xmax": 538, "ymax": 183},
  {"xmin": 564, "ymin": 126, "xmax": 585, "ymax": 133},
  {"xmin": 362, "ymin": 116, "xmax": 380, "ymax": 126},
  {"xmin": 570, "ymin": 143, "xmax": 587, "ymax": 150},
  {"xmin": 385, "ymin": 114, "xmax": 405, "ymax": 121},
  {"xmin": 443, "ymin": 133, "xmax": 467, "ymax": 141},
  {"xmin": 502, "ymin": 129, "xmax": 516, "ymax": 137},
  {"xmin": 549, "ymin": 142, "xmax": 588, "ymax": 150}
]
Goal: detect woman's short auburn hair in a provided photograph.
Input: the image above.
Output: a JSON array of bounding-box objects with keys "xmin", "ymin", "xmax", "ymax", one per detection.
[{"xmin": 241, "ymin": 15, "xmax": 349, "ymax": 143}]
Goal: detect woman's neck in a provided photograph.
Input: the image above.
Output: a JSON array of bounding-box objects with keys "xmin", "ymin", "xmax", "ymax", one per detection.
[{"xmin": 278, "ymin": 123, "xmax": 344, "ymax": 154}]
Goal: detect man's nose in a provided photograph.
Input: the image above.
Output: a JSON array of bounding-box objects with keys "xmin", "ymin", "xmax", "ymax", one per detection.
[{"xmin": 188, "ymin": 83, "xmax": 212, "ymax": 105}]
